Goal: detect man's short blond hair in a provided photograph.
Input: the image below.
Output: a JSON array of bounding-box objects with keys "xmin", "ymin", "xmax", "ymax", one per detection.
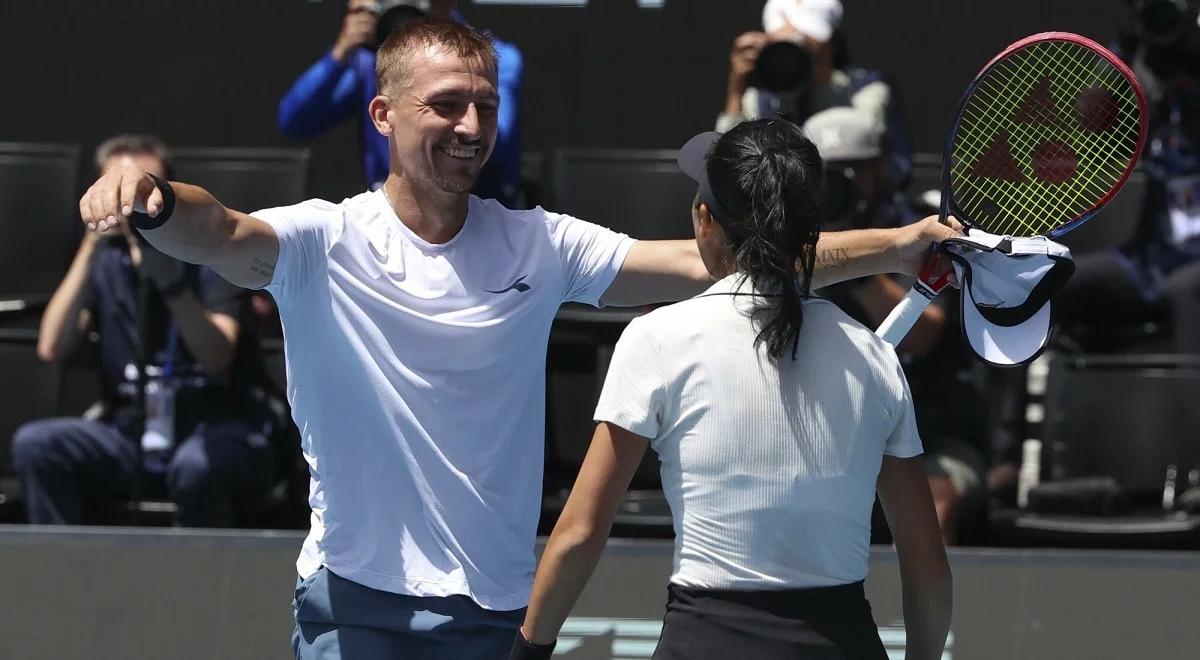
[{"xmin": 375, "ymin": 17, "xmax": 498, "ymax": 96}]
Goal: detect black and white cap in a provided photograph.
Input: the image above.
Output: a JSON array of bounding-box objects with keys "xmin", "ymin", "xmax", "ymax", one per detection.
[{"xmin": 941, "ymin": 230, "xmax": 1075, "ymax": 367}]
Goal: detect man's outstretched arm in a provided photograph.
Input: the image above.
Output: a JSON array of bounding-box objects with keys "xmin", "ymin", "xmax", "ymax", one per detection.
[
  {"xmin": 599, "ymin": 216, "xmax": 963, "ymax": 307},
  {"xmin": 79, "ymin": 164, "xmax": 280, "ymax": 289}
]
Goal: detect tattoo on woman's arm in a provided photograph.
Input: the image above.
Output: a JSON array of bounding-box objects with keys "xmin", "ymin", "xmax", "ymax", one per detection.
[
  {"xmin": 814, "ymin": 247, "xmax": 851, "ymax": 270},
  {"xmin": 249, "ymin": 257, "xmax": 275, "ymax": 279}
]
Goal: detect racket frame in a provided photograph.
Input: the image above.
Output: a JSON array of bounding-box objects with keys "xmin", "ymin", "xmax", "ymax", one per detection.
[
  {"xmin": 877, "ymin": 32, "xmax": 1149, "ymax": 347},
  {"xmin": 942, "ymin": 31, "xmax": 1148, "ymax": 239}
]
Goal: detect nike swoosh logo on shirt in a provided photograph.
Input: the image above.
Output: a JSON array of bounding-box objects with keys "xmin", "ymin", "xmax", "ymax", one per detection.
[{"xmin": 485, "ymin": 275, "xmax": 531, "ymax": 293}]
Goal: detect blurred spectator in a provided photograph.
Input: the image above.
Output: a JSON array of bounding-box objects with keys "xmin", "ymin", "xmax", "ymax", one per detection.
[
  {"xmin": 278, "ymin": 0, "xmax": 523, "ymax": 205},
  {"xmin": 719, "ymin": 0, "xmax": 912, "ymax": 188},
  {"xmin": 807, "ymin": 108, "xmax": 987, "ymax": 543},
  {"xmin": 1053, "ymin": 4, "xmax": 1200, "ymax": 354},
  {"xmin": 11, "ymin": 135, "xmax": 278, "ymax": 527}
]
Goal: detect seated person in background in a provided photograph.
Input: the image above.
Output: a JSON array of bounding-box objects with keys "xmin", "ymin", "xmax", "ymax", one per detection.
[
  {"xmin": 11, "ymin": 135, "xmax": 277, "ymax": 527},
  {"xmin": 278, "ymin": 0, "xmax": 523, "ymax": 204},
  {"xmin": 719, "ymin": 0, "xmax": 912, "ymax": 187},
  {"xmin": 807, "ymin": 108, "xmax": 988, "ymax": 544},
  {"xmin": 1052, "ymin": 11, "xmax": 1200, "ymax": 354}
]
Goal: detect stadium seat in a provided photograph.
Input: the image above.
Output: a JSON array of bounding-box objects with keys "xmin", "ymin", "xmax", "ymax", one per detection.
[
  {"xmin": 0, "ymin": 330, "xmax": 64, "ymax": 469},
  {"xmin": 988, "ymin": 508, "xmax": 1200, "ymax": 549},
  {"xmin": 989, "ymin": 353, "xmax": 1200, "ymax": 550},
  {"xmin": 0, "ymin": 143, "xmax": 82, "ymax": 315},
  {"xmin": 545, "ymin": 311, "xmax": 670, "ymax": 539},
  {"xmin": 548, "ymin": 148, "xmax": 697, "ymax": 240},
  {"xmin": 169, "ymin": 147, "xmax": 310, "ymax": 213},
  {"xmin": 1042, "ymin": 353, "xmax": 1200, "ymax": 498},
  {"xmin": 0, "ymin": 330, "xmax": 64, "ymax": 521}
]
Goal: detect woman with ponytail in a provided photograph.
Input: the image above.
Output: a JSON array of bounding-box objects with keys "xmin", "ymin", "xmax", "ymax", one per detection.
[{"xmin": 510, "ymin": 119, "xmax": 952, "ymax": 660}]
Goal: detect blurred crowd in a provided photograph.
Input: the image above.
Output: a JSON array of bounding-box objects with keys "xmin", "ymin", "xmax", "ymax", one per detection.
[{"xmin": 6, "ymin": 0, "xmax": 1200, "ymax": 543}]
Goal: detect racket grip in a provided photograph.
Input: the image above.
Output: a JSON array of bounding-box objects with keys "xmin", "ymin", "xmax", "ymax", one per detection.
[{"xmin": 876, "ymin": 286, "xmax": 936, "ymax": 346}]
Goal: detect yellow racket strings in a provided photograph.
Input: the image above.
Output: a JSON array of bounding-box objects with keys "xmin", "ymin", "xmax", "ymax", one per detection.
[{"xmin": 950, "ymin": 40, "xmax": 1142, "ymax": 236}]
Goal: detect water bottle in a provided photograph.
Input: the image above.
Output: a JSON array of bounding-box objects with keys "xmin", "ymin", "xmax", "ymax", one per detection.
[{"xmin": 141, "ymin": 373, "xmax": 176, "ymax": 463}]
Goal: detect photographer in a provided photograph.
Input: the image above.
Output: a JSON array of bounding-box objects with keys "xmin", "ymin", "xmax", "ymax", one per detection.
[
  {"xmin": 11, "ymin": 135, "xmax": 277, "ymax": 527},
  {"xmin": 719, "ymin": 0, "xmax": 912, "ymax": 188},
  {"xmin": 277, "ymin": 0, "xmax": 523, "ymax": 205},
  {"xmin": 1054, "ymin": 0, "xmax": 1200, "ymax": 354}
]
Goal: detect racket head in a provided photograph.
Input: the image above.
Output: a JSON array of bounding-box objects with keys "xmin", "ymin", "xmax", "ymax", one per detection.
[{"xmin": 939, "ymin": 32, "xmax": 1148, "ymax": 239}]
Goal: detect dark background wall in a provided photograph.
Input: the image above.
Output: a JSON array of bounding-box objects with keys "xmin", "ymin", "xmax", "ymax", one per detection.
[{"xmin": 0, "ymin": 0, "xmax": 1128, "ymax": 202}]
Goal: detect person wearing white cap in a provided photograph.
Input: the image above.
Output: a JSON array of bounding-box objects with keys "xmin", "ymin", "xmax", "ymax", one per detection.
[
  {"xmin": 513, "ymin": 120, "xmax": 951, "ymax": 660},
  {"xmin": 806, "ymin": 107, "xmax": 992, "ymax": 544},
  {"xmin": 803, "ymin": 107, "xmax": 900, "ymax": 230},
  {"xmin": 719, "ymin": 0, "xmax": 912, "ymax": 187}
]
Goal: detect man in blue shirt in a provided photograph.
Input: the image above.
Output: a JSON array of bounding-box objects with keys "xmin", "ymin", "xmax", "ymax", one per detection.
[{"xmin": 278, "ymin": 0, "xmax": 523, "ymax": 205}]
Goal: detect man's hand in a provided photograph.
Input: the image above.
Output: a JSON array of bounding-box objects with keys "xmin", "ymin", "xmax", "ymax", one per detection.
[
  {"xmin": 332, "ymin": 0, "xmax": 378, "ymax": 62},
  {"xmin": 893, "ymin": 215, "xmax": 964, "ymax": 280},
  {"xmin": 728, "ymin": 31, "xmax": 768, "ymax": 92},
  {"xmin": 724, "ymin": 31, "xmax": 769, "ymax": 117},
  {"xmin": 79, "ymin": 164, "xmax": 167, "ymax": 234}
]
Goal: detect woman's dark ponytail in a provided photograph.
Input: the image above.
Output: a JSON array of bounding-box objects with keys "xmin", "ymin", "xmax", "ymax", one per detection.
[{"xmin": 706, "ymin": 120, "xmax": 824, "ymax": 360}]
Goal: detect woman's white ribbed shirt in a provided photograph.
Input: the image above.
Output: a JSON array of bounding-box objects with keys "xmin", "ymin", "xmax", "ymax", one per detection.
[{"xmin": 594, "ymin": 274, "xmax": 922, "ymax": 589}]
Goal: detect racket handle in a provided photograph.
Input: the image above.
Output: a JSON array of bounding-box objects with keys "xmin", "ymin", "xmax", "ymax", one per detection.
[{"xmin": 876, "ymin": 285, "xmax": 936, "ymax": 346}]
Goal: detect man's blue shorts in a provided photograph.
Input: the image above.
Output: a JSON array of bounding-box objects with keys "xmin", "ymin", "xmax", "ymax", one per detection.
[{"xmin": 291, "ymin": 567, "xmax": 524, "ymax": 659}]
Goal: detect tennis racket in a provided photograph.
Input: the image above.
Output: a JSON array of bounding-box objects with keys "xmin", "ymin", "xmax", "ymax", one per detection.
[{"xmin": 876, "ymin": 32, "xmax": 1148, "ymax": 346}]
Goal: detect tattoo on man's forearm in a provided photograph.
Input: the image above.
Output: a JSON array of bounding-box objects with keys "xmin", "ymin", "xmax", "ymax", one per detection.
[
  {"xmin": 249, "ymin": 257, "xmax": 276, "ymax": 279},
  {"xmin": 814, "ymin": 248, "xmax": 851, "ymax": 269}
]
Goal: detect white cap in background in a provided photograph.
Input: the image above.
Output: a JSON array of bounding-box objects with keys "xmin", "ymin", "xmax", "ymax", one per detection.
[
  {"xmin": 803, "ymin": 107, "xmax": 882, "ymax": 162},
  {"xmin": 376, "ymin": 0, "xmax": 430, "ymax": 13},
  {"xmin": 762, "ymin": 0, "xmax": 844, "ymax": 42}
]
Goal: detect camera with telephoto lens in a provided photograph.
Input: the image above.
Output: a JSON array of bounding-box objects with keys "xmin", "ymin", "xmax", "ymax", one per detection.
[
  {"xmin": 748, "ymin": 39, "xmax": 814, "ymax": 94},
  {"xmin": 1127, "ymin": 0, "xmax": 1200, "ymax": 81},
  {"xmin": 1132, "ymin": 0, "xmax": 1195, "ymax": 46}
]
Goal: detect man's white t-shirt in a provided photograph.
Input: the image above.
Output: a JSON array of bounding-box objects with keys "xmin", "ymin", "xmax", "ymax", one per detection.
[
  {"xmin": 252, "ymin": 191, "xmax": 633, "ymax": 610},
  {"xmin": 594, "ymin": 274, "xmax": 922, "ymax": 590}
]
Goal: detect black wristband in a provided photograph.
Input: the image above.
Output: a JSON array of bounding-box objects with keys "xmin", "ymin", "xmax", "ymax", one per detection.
[
  {"xmin": 130, "ymin": 174, "xmax": 176, "ymax": 231},
  {"xmin": 508, "ymin": 630, "xmax": 556, "ymax": 660}
]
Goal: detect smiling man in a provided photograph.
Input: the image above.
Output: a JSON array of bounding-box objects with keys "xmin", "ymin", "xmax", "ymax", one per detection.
[{"xmin": 76, "ymin": 18, "xmax": 957, "ymax": 659}]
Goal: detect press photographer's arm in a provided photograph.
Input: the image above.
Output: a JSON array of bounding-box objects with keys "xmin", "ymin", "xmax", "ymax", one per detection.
[{"xmin": 78, "ymin": 165, "xmax": 280, "ymax": 290}]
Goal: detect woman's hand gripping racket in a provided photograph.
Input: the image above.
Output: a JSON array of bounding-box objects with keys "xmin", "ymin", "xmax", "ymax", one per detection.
[{"xmin": 877, "ymin": 32, "xmax": 1148, "ymax": 346}]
